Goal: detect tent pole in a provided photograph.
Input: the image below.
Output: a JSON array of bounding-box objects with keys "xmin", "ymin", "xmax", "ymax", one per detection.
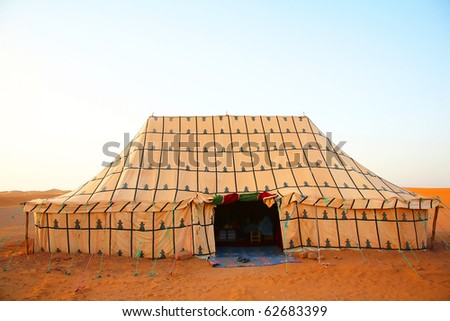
[
  {"xmin": 430, "ymin": 206, "xmax": 440, "ymax": 250},
  {"xmin": 25, "ymin": 211, "xmax": 30, "ymax": 255},
  {"xmin": 314, "ymin": 206, "xmax": 321, "ymax": 264}
]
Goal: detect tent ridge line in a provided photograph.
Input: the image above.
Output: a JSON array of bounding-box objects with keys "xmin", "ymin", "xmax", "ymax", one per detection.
[
  {"xmin": 132, "ymin": 117, "xmax": 151, "ymax": 202},
  {"xmin": 306, "ymin": 117, "xmax": 347, "ymax": 200},
  {"xmin": 171, "ymin": 116, "xmax": 183, "ymax": 204},
  {"xmin": 345, "ymin": 155, "xmax": 387, "ymax": 201},
  {"xmin": 242, "ymin": 115, "xmax": 259, "ymax": 192},
  {"xmin": 259, "ymin": 115, "xmax": 280, "ymax": 195},
  {"xmin": 151, "ymin": 116, "xmax": 166, "ymax": 204},
  {"xmin": 108, "ymin": 125, "xmax": 136, "ymax": 203}
]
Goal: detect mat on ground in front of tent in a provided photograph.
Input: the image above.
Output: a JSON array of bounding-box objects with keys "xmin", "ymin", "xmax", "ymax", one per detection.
[{"xmin": 209, "ymin": 246, "xmax": 301, "ymax": 268}]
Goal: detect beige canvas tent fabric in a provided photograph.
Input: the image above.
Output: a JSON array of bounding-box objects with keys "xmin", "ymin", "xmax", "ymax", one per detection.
[{"xmin": 25, "ymin": 115, "xmax": 440, "ymax": 258}]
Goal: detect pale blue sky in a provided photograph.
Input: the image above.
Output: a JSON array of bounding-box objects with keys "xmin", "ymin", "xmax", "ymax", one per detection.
[{"xmin": 1, "ymin": 0, "xmax": 449, "ymax": 191}]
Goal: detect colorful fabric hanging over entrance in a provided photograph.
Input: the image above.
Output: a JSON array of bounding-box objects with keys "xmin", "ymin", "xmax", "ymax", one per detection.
[{"xmin": 212, "ymin": 191, "xmax": 277, "ymax": 207}]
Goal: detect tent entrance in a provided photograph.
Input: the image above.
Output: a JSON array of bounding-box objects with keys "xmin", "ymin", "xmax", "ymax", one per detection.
[{"xmin": 213, "ymin": 200, "xmax": 282, "ymax": 248}]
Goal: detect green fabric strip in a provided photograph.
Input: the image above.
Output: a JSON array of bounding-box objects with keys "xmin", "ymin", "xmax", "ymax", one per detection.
[
  {"xmin": 239, "ymin": 192, "xmax": 259, "ymax": 202},
  {"xmin": 212, "ymin": 195, "xmax": 224, "ymax": 205}
]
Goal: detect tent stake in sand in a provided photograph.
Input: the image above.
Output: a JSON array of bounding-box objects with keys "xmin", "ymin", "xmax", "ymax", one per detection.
[
  {"xmin": 25, "ymin": 210, "xmax": 30, "ymax": 255},
  {"xmin": 169, "ymin": 258, "xmax": 177, "ymax": 276},
  {"xmin": 149, "ymin": 259, "xmax": 158, "ymax": 277},
  {"xmin": 75, "ymin": 254, "xmax": 94, "ymax": 292}
]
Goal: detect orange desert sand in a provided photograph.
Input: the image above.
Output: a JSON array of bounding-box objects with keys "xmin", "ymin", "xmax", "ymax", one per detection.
[{"xmin": 0, "ymin": 188, "xmax": 449, "ymax": 301}]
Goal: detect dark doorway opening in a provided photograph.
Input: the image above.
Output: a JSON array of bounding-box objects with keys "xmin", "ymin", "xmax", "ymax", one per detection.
[{"xmin": 214, "ymin": 201, "xmax": 282, "ymax": 248}]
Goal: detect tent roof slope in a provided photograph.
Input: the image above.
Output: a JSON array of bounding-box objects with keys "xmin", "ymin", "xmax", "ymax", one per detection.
[{"xmin": 25, "ymin": 115, "xmax": 439, "ymax": 213}]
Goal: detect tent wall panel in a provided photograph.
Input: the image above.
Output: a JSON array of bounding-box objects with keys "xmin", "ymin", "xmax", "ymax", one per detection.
[
  {"xmin": 334, "ymin": 208, "xmax": 359, "ymax": 249},
  {"xmin": 32, "ymin": 202, "xmax": 433, "ymax": 257},
  {"xmin": 281, "ymin": 218, "xmax": 301, "ymax": 249},
  {"xmin": 297, "ymin": 206, "xmax": 319, "ymax": 248},
  {"xmin": 377, "ymin": 221, "xmax": 401, "ymax": 249},
  {"xmin": 355, "ymin": 220, "xmax": 381, "ymax": 249},
  {"xmin": 33, "ymin": 213, "xmax": 51, "ymax": 253},
  {"xmin": 132, "ymin": 231, "xmax": 153, "ymax": 259},
  {"xmin": 192, "ymin": 203, "xmax": 215, "ymax": 256},
  {"xmin": 398, "ymin": 221, "xmax": 418, "ymax": 250},
  {"xmin": 45, "ymin": 228, "xmax": 63, "ymax": 253},
  {"xmin": 72, "ymin": 231, "xmax": 89, "ymax": 254},
  {"xmin": 90, "ymin": 227, "xmax": 110, "ymax": 255},
  {"xmin": 110, "ymin": 229, "xmax": 130, "ymax": 257},
  {"xmin": 88, "ymin": 213, "xmax": 108, "ymax": 254},
  {"xmin": 415, "ymin": 209, "xmax": 429, "ymax": 249},
  {"xmin": 315, "ymin": 211, "xmax": 340, "ymax": 248},
  {"xmin": 336, "ymin": 220, "xmax": 359, "ymax": 248},
  {"xmin": 375, "ymin": 208, "xmax": 402, "ymax": 249},
  {"xmin": 279, "ymin": 202, "xmax": 301, "ymax": 249},
  {"xmin": 203, "ymin": 203, "xmax": 216, "ymax": 255},
  {"xmin": 149, "ymin": 227, "xmax": 173, "ymax": 259}
]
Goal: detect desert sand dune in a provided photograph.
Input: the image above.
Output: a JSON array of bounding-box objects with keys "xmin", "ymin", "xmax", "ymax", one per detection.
[{"xmin": 0, "ymin": 190, "xmax": 69, "ymax": 208}]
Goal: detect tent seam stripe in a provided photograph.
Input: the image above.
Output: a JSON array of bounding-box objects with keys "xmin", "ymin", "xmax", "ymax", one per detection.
[
  {"xmin": 108, "ymin": 124, "xmax": 137, "ymax": 202},
  {"xmin": 290, "ymin": 116, "xmax": 324, "ymax": 197},
  {"xmin": 259, "ymin": 116, "xmax": 281, "ymax": 196},
  {"xmin": 305, "ymin": 117, "xmax": 347, "ymax": 200},
  {"xmin": 152, "ymin": 116, "xmax": 166, "ymax": 203},
  {"xmin": 275, "ymin": 116, "xmax": 305, "ymax": 197},
  {"xmin": 211, "ymin": 116, "xmax": 218, "ymax": 194},
  {"xmin": 226, "ymin": 115, "xmax": 239, "ymax": 192},
  {"xmin": 243, "ymin": 115, "xmax": 259, "ymax": 192},
  {"xmin": 132, "ymin": 117, "xmax": 151, "ymax": 201},
  {"xmin": 172, "ymin": 116, "xmax": 182, "ymax": 204}
]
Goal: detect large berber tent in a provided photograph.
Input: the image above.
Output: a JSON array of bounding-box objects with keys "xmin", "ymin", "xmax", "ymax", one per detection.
[{"xmin": 24, "ymin": 115, "xmax": 441, "ymax": 258}]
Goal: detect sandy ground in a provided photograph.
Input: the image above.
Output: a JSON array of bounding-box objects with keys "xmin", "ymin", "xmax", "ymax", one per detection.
[{"xmin": 0, "ymin": 188, "xmax": 448, "ymax": 301}]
